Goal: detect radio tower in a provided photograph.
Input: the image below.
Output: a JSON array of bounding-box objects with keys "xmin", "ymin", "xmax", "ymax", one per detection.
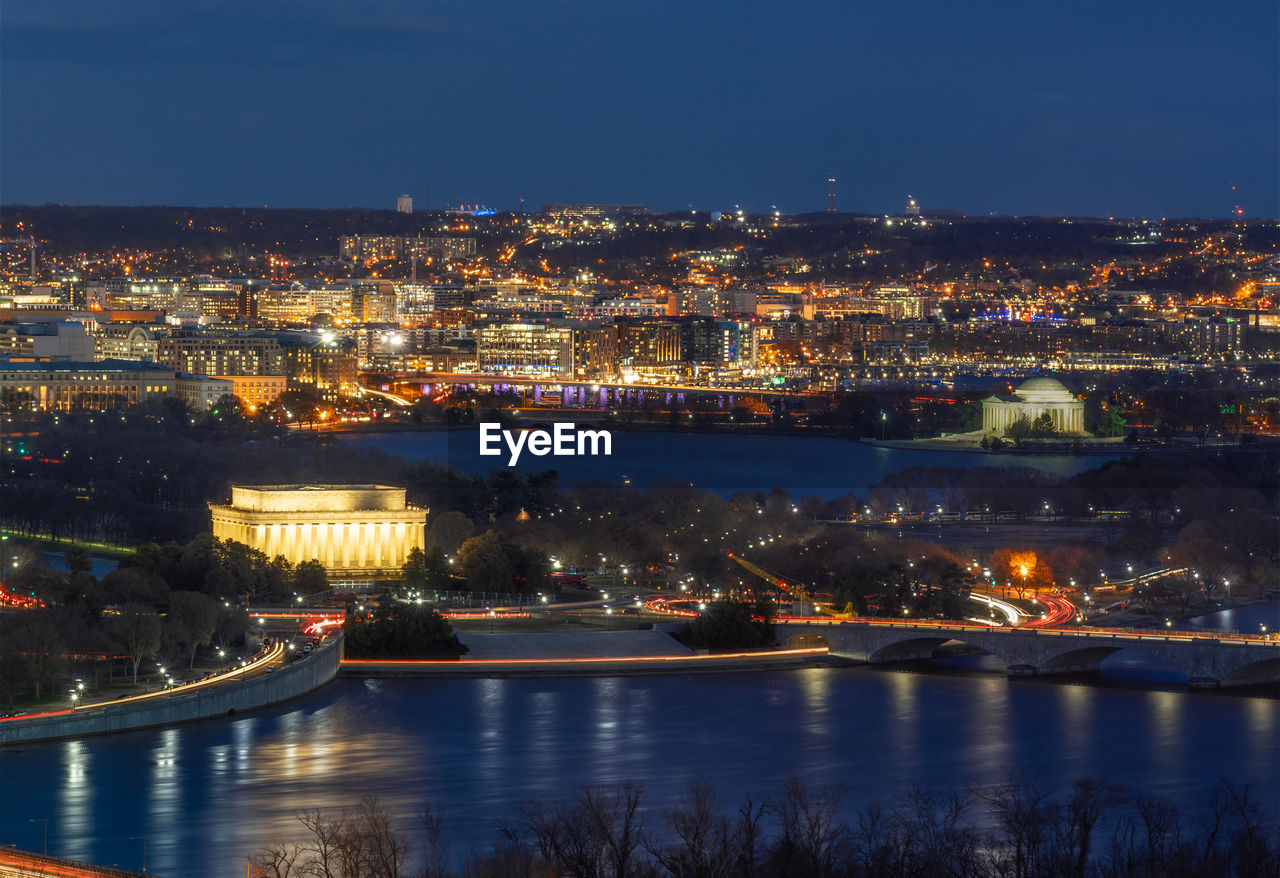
[{"xmin": 827, "ymin": 178, "xmax": 837, "ymax": 213}]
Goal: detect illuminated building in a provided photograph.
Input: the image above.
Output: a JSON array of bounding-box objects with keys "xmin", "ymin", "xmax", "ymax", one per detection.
[
  {"xmin": 352, "ymin": 283, "xmax": 397, "ymax": 323},
  {"xmin": 397, "ymin": 194, "xmax": 414, "ymax": 214},
  {"xmin": 339, "ymin": 236, "xmax": 476, "ymax": 263},
  {"xmin": 0, "ymin": 359, "xmax": 175, "ymax": 411},
  {"xmin": 209, "ymin": 485, "xmax": 427, "ymax": 577},
  {"xmin": 616, "ymin": 319, "xmax": 682, "ymax": 369},
  {"xmin": 982, "ymin": 377, "xmax": 1086, "ymax": 436},
  {"xmin": 678, "ymin": 318, "xmax": 759, "ymax": 368},
  {"xmin": 156, "ymin": 329, "xmax": 284, "ymax": 377},
  {"xmin": 226, "ymin": 374, "xmax": 287, "ymax": 407},
  {"xmin": 93, "ymin": 324, "xmax": 159, "ymax": 362},
  {"xmin": 107, "ymin": 280, "xmax": 185, "ymax": 311},
  {"xmin": 173, "ymin": 374, "xmax": 234, "ymax": 411},
  {"xmin": 256, "ymin": 287, "xmax": 315, "ymax": 324},
  {"xmin": 476, "ymin": 322, "xmax": 574, "ymax": 375},
  {"xmin": 0, "ymin": 321, "xmax": 94, "ymax": 360},
  {"xmin": 541, "ymin": 203, "xmax": 649, "ymax": 222},
  {"xmin": 280, "ymin": 336, "xmax": 358, "ymax": 402}
]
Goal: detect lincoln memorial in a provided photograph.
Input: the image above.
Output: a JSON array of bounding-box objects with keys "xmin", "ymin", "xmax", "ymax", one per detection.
[
  {"xmin": 209, "ymin": 485, "xmax": 427, "ymax": 577},
  {"xmin": 981, "ymin": 377, "xmax": 1087, "ymax": 436}
]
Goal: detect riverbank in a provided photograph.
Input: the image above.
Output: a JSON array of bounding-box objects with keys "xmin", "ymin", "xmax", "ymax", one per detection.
[
  {"xmin": 0, "ymin": 636, "xmax": 342, "ymax": 747},
  {"xmin": 340, "ymin": 646, "xmax": 835, "ymax": 678}
]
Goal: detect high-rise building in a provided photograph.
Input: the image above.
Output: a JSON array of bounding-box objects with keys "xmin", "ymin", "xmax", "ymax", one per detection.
[
  {"xmin": 476, "ymin": 322, "xmax": 574, "ymax": 375},
  {"xmin": 616, "ymin": 319, "xmax": 682, "ymax": 369},
  {"xmin": 352, "ymin": 283, "xmax": 397, "ymax": 323},
  {"xmin": 280, "ymin": 336, "xmax": 359, "ymax": 402},
  {"xmin": 397, "ymin": 194, "xmax": 414, "ymax": 214}
]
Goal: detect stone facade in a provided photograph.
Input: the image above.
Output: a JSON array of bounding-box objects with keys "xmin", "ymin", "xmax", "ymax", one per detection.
[
  {"xmin": 209, "ymin": 485, "xmax": 426, "ymax": 577},
  {"xmin": 982, "ymin": 377, "xmax": 1086, "ymax": 436}
]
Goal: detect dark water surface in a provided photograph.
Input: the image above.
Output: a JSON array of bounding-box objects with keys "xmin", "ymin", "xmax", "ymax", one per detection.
[
  {"xmin": 339, "ymin": 428, "xmax": 1128, "ymax": 498},
  {"xmin": 2, "ymin": 663, "xmax": 1275, "ymax": 877}
]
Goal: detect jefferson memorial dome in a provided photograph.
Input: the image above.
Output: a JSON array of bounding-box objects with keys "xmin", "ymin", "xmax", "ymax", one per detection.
[{"xmin": 982, "ymin": 377, "xmax": 1086, "ymax": 436}]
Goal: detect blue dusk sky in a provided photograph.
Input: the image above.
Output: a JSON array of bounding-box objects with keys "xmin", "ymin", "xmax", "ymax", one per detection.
[{"xmin": 1, "ymin": 0, "xmax": 1276, "ymax": 216}]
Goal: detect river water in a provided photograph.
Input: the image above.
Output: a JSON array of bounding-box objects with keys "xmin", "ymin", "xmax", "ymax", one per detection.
[
  {"xmin": 2, "ymin": 654, "xmax": 1275, "ymax": 876},
  {"xmin": 1, "ymin": 436, "xmax": 1270, "ymax": 874},
  {"xmin": 339, "ymin": 428, "xmax": 1128, "ymax": 498}
]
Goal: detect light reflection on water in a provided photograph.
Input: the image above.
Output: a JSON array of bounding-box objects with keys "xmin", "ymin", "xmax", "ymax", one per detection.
[{"xmin": 0, "ymin": 667, "xmax": 1275, "ymax": 878}]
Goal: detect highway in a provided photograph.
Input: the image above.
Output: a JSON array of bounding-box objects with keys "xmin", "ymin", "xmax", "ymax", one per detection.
[{"xmin": 0, "ymin": 641, "xmax": 287, "ymax": 725}]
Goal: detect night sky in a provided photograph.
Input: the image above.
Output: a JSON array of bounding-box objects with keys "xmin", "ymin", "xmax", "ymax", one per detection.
[{"xmin": 2, "ymin": 0, "xmax": 1276, "ymax": 217}]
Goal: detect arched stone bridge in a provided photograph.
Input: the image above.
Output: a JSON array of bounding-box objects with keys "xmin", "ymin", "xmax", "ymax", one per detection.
[{"xmin": 777, "ymin": 621, "xmax": 1280, "ymax": 688}]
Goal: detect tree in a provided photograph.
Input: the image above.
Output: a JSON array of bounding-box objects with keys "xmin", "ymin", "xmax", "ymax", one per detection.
[
  {"xmin": 1031, "ymin": 412, "xmax": 1057, "ymax": 438},
  {"xmin": 294, "ymin": 560, "xmax": 328, "ymax": 597},
  {"xmin": 428, "ymin": 511, "xmax": 475, "ymax": 557},
  {"xmin": 214, "ymin": 602, "xmax": 250, "ymax": 647},
  {"xmin": 168, "ymin": 591, "xmax": 219, "ymax": 669},
  {"xmin": 1005, "ymin": 415, "xmax": 1033, "ymax": 445},
  {"xmin": 456, "ymin": 531, "xmax": 513, "ymax": 594},
  {"xmin": 110, "ymin": 603, "xmax": 162, "ymax": 685},
  {"xmin": 525, "ymin": 783, "xmax": 649, "ymax": 878},
  {"xmin": 1098, "ymin": 405, "xmax": 1127, "ymax": 438},
  {"xmin": 988, "ymin": 548, "xmax": 1054, "ymax": 598},
  {"xmin": 343, "ymin": 605, "xmax": 467, "ymax": 659},
  {"xmin": 677, "ymin": 600, "xmax": 774, "ymax": 651},
  {"xmin": 402, "ymin": 546, "xmax": 429, "ymax": 592},
  {"xmin": 252, "ymin": 798, "xmax": 410, "ymax": 878},
  {"xmin": 10, "ymin": 616, "xmax": 66, "ymax": 701}
]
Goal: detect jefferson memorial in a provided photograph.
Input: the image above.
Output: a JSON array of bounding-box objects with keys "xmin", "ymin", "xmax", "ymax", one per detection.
[
  {"xmin": 210, "ymin": 485, "xmax": 427, "ymax": 577},
  {"xmin": 981, "ymin": 377, "xmax": 1086, "ymax": 436}
]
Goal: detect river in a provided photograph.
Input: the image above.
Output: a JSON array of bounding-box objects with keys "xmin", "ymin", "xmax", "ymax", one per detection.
[
  {"xmin": 1, "ymin": 654, "xmax": 1275, "ymax": 876},
  {"xmin": 338, "ymin": 428, "xmax": 1129, "ymax": 498}
]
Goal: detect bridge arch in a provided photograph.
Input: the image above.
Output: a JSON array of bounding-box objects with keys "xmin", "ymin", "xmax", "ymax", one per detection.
[
  {"xmin": 1220, "ymin": 656, "xmax": 1280, "ymax": 688},
  {"xmin": 866, "ymin": 635, "xmax": 1002, "ymax": 665},
  {"xmin": 1036, "ymin": 645, "xmax": 1190, "ymax": 680}
]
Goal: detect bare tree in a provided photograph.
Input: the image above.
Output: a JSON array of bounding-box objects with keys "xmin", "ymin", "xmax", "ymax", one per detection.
[
  {"xmin": 766, "ymin": 775, "xmax": 851, "ymax": 878},
  {"xmin": 651, "ymin": 779, "xmax": 737, "ymax": 878},
  {"xmin": 982, "ymin": 775, "xmax": 1057, "ymax": 878},
  {"xmin": 1053, "ymin": 777, "xmax": 1128, "ymax": 878},
  {"xmin": 253, "ymin": 799, "xmax": 411, "ymax": 878},
  {"xmin": 525, "ymin": 783, "xmax": 651, "ymax": 878},
  {"xmin": 417, "ymin": 802, "xmax": 451, "ymax": 878},
  {"xmin": 109, "ymin": 602, "xmax": 162, "ymax": 686}
]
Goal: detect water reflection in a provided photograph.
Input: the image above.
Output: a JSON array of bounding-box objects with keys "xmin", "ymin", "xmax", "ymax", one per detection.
[
  {"xmin": 0, "ymin": 668, "xmax": 1274, "ymax": 878},
  {"xmin": 57, "ymin": 739, "xmax": 90, "ymax": 860}
]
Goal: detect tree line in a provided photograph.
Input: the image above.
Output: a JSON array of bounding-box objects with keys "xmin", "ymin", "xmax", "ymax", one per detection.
[{"xmin": 251, "ymin": 775, "xmax": 1278, "ymax": 878}]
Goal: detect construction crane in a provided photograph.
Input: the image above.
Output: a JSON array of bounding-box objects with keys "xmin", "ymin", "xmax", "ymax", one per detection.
[{"xmin": 727, "ymin": 553, "xmax": 854, "ymax": 619}]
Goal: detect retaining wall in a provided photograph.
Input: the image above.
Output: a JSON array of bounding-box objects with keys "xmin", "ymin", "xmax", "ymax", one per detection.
[{"xmin": 0, "ymin": 636, "xmax": 342, "ymax": 746}]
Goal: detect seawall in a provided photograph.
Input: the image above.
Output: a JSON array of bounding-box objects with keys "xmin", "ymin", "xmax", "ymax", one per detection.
[{"xmin": 0, "ymin": 636, "xmax": 342, "ymax": 747}]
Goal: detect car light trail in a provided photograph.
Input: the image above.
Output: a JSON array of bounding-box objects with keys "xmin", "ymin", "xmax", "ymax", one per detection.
[
  {"xmin": 968, "ymin": 593, "xmax": 1023, "ymax": 625},
  {"xmin": 342, "ymin": 647, "xmax": 828, "ymax": 667},
  {"xmin": 0, "ymin": 641, "xmax": 288, "ymax": 723}
]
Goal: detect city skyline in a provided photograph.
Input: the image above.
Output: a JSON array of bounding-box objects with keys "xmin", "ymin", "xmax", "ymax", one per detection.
[{"xmin": 2, "ymin": 0, "xmax": 1277, "ymax": 217}]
